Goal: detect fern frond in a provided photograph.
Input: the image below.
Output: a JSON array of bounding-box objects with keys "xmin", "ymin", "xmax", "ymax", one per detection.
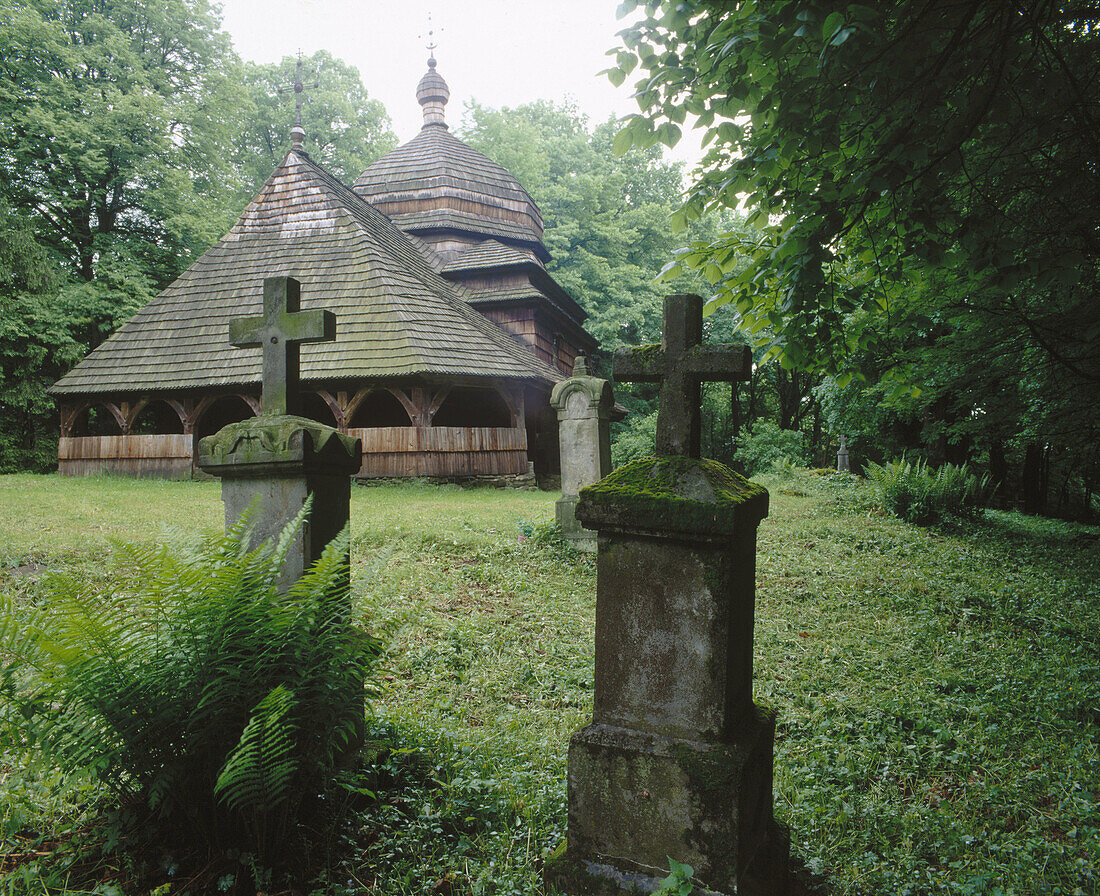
[{"xmin": 214, "ymin": 684, "xmax": 299, "ymax": 814}]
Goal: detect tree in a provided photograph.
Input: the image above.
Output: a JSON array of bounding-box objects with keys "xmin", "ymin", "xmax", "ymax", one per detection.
[
  {"xmin": 612, "ymin": 1, "xmax": 1100, "ymax": 514},
  {"xmin": 0, "ymin": 0, "xmax": 248, "ymax": 288},
  {"xmin": 459, "ymin": 100, "xmax": 723, "ymax": 352}
]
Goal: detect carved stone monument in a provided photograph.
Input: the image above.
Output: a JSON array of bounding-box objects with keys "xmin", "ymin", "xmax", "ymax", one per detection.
[
  {"xmin": 837, "ymin": 435, "xmax": 850, "ymax": 473},
  {"xmin": 197, "ymin": 276, "xmax": 362, "ymax": 590},
  {"xmin": 550, "ymin": 356, "xmax": 613, "ymax": 551},
  {"xmin": 546, "ymin": 295, "xmax": 789, "ymax": 895}
]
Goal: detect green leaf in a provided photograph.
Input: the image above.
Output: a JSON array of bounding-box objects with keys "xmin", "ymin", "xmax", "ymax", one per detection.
[
  {"xmin": 656, "ymin": 260, "xmax": 683, "ymax": 282},
  {"xmin": 657, "ymin": 121, "xmax": 682, "ymax": 148},
  {"xmin": 822, "ymin": 12, "xmax": 845, "ymax": 41},
  {"xmin": 612, "ymin": 127, "xmax": 634, "ymax": 156}
]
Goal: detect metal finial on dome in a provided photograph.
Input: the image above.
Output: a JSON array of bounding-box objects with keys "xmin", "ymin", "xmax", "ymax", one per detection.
[
  {"xmin": 416, "ymin": 58, "xmax": 449, "ymax": 128},
  {"xmin": 278, "ymin": 50, "xmax": 319, "ymax": 151}
]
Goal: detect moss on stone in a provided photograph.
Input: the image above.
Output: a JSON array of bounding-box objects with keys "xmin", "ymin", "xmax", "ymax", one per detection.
[
  {"xmin": 576, "ymin": 457, "xmax": 768, "ymax": 537},
  {"xmin": 198, "ymin": 414, "xmax": 361, "ymax": 473},
  {"xmin": 629, "ymin": 343, "xmax": 664, "ymax": 360}
]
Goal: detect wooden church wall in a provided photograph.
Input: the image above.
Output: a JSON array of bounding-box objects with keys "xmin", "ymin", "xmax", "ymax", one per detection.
[
  {"xmin": 350, "ymin": 425, "xmax": 528, "ymax": 478},
  {"xmin": 58, "ymin": 434, "xmax": 194, "ymax": 479},
  {"xmin": 57, "ymin": 427, "xmax": 529, "ymax": 480}
]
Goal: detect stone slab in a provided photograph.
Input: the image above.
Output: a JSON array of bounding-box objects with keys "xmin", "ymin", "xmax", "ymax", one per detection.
[
  {"xmin": 590, "ymin": 532, "xmax": 759, "ymax": 740},
  {"xmin": 548, "ymin": 716, "xmax": 788, "ymax": 895}
]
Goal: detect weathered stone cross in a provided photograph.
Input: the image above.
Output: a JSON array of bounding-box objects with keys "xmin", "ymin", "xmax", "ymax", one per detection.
[
  {"xmin": 229, "ymin": 276, "xmax": 335, "ymax": 417},
  {"xmin": 613, "ymin": 294, "xmax": 751, "ymax": 457}
]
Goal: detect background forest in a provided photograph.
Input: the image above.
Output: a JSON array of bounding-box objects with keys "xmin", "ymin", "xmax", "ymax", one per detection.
[{"xmin": 2, "ymin": 0, "xmax": 1097, "ymax": 521}]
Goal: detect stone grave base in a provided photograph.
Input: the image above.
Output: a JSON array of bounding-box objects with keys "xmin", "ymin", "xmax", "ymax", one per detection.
[
  {"xmin": 545, "ymin": 714, "xmax": 789, "ymax": 895},
  {"xmin": 556, "ymin": 495, "xmax": 597, "ymax": 551}
]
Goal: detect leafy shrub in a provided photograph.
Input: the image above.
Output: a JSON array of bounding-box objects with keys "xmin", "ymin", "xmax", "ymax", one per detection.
[
  {"xmin": 611, "ymin": 407, "xmax": 657, "ymax": 467},
  {"xmin": 865, "ymin": 457, "xmax": 993, "ymax": 524},
  {"xmin": 735, "ymin": 421, "xmax": 809, "ymax": 475},
  {"xmin": 0, "ymin": 506, "xmax": 379, "ymax": 871}
]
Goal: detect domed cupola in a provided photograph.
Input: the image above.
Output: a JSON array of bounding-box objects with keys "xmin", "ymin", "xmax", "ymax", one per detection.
[
  {"xmin": 353, "ymin": 56, "xmax": 547, "ymax": 262},
  {"xmin": 416, "ymin": 57, "xmax": 450, "ymax": 127}
]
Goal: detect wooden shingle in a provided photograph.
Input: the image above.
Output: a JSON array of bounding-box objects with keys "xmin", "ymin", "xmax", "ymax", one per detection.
[{"xmin": 51, "ymin": 150, "xmax": 561, "ymax": 397}]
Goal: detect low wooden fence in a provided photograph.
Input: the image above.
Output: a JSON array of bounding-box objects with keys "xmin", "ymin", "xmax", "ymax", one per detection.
[
  {"xmin": 58, "ymin": 434, "xmax": 194, "ymax": 479},
  {"xmin": 348, "ymin": 426, "xmax": 528, "ymax": 478},
  {"xmin": 57, "ymin": 427, "xmax": 530, "ymax": 480}
]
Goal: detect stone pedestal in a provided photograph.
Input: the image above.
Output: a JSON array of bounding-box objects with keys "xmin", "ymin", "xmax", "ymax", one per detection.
[
  {"xmin": 550, "ymin": 357, "xmax": 613, "ymax": 551},
  {"xmin": 197, "ymin": 415, "xmax": 362, "ymax": 591},
  {"xmin": 546, "ymin": 457, "xmax": 789, "ymax": 896}
]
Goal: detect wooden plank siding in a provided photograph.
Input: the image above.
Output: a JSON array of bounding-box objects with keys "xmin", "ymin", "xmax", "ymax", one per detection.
[
  {"xmin": 58, "ymin": 434, "xmax": 194, "ymax": 479},
  {"xmin": 349, "ymin": 426, "xmax": 528, "ymax": 478},
  {"xmin": 57, "ymin": 428, "xmax": 528, "ymax": 480}
]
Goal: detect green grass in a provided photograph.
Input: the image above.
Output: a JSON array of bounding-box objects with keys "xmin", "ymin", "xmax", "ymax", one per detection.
[{"xmin": 2, "ymin": 471, "xmax": 1098, "ymax": 895}]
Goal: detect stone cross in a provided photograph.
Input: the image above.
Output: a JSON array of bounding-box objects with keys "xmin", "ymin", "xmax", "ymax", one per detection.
[
  {"xmin": 613, "ymin": 294, "xmax": 751, "ymax": 457},
  {"xmin": 837, "ymin": 434, "xmax": 850, "ymax": 472},
  {"xmin": 229, "ymin": 276, "xmax": 335, "ymax": 417}
]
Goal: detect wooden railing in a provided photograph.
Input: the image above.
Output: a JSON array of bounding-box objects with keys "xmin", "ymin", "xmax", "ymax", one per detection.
[
  {"xmin": 58, "ymin": 434, "xmax": 193, "ymax": 478},
  {"xmin": 347, "ymin": 426, "xmax": 528, "ymax": 478},
  {"xmin": 56, "ymin": 427, "xmax": 530, "ymax": 480}
]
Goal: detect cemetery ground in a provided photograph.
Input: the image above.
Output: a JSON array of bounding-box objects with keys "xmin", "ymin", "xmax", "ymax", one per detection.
[{"xmin": 1, "ymin": 473, "xmax": 1098, "ymax": 896}]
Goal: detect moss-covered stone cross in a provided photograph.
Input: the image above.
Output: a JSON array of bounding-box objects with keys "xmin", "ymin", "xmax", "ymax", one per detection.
[
  {"xmin": 613, "ymin": 294, "xmax": 751, "ymax": 457},
  {"xmin": 229, "ymin": 276, "xmax": 335, "ymax": 417}
]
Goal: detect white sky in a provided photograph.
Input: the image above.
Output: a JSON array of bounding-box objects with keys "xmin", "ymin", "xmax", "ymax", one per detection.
[{"xmin": 218, "ymin": 0, "xmax": 703, "ymax": 167}]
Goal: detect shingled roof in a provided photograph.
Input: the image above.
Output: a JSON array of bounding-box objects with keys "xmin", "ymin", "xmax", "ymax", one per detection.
[
  {"xmin": 51, "ymin": 150, "xmax": 561, "ymax": 397},
  {"xmin": 353, "ymin": 59, "xmax": 547, "ymax": 260},
  {"xmin": 442, "ymin": 240, "xmax": 543, "ymax": 274}
]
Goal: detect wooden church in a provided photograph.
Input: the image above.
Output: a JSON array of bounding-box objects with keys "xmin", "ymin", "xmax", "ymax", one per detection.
[{"xmin": 50, "ymin": 57, "xmax": 597, "ymax": 483}]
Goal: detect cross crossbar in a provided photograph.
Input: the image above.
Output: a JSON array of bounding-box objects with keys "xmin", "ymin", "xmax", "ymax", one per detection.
[
  {"xmin": 229, "ymin": 276, "xmax": 336, "ymax": 417},
  {"xmin": 613, "ymin": 294, "xmax": 751, "ymax": 458}
]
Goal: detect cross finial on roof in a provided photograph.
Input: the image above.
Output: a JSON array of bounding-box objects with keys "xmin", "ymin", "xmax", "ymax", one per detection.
[
  {"xmin": 278, "ymin": 50, "xmax": 319, "ymax": 151},
  {"xmin": 420, "ymin": 14, "xmax": 442, "ymax": 63},
  {"xmin": 613, "ymin": 295, "xmax": 752, "ymax": 458},
  {"xmin": 228, "ymin": 277, "xmax": 336, "ymax": 417},
  {"xmin": 415, "ymin": 19, "xmax": 449, "ymax": 128}
]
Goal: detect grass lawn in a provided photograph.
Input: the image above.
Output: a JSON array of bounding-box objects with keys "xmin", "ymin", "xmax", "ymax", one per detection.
[{"xmin": 1, "ymin": 471, "xmax": 1098, "ymax": 895}]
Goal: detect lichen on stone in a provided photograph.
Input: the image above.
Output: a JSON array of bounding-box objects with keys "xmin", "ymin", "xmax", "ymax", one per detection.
[{"xmin": 576, "ymin": 456, "xmax": 768, "ymax": 536}]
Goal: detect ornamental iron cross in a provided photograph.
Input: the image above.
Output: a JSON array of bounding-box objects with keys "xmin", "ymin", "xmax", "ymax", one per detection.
[
  {"xmin": 229, "ymin": 277, "xmax": 335, "ymax": 417},
  {"xmin": 614, "ymin": 294, "xmax": 751, "ymax": 458},
  {"xmin": 277, "ymin": 51, "xmax": 319, "ymax": 128}
]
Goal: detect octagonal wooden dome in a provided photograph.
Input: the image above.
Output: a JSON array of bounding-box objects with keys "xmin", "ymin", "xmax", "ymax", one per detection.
[{"xmin": 353, "ymin": 59, "xmax": 547, "ymax": 260}]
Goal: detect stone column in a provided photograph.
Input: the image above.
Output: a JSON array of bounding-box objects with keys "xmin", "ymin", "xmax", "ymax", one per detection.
[
  {"xmin": 546, "ymin": 457, "xmax": 789, "ymax": 895},
  {"xmin": 197, "ymin": 416, "xmax": 362, "ymax": 592},
  {"xmin": 550, "ymin": 356, "xmax": 613, "ymax": 551}
]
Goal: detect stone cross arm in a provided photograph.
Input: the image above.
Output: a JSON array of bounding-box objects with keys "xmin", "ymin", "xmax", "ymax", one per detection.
[
  {"xmin": 613, "ymin": 294, "xmax": 752, "ymax": 458},
  {"xmin": 229, "ymin": 276, "xmax": 336, "ymax": 418},
  {"xmin": 613, "ymin": 344, "xmax": 751, "ymax": 383}
]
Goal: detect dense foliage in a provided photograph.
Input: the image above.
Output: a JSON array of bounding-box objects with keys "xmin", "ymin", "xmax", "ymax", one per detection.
[
  {"xmin": 610, "ymin": 0, "xmax": 1100, "ymax": 518},
  {"xmin": 0, "ymin": 507, "xmax": 378, "ymax": 885},
  {"xmin": 865, "ymin": 457, "xmax": 993, "ymax": 525},
  {"xmin": 0, "ymin": 0, "xmax": 395, "ymax": 472}
]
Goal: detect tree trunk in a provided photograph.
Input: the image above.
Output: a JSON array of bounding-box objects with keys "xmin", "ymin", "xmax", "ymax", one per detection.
[
  {"xmin": 811, "ymin": 403, "xmax": 822, "ymax": 466},
  {"xmin": 1022, "ymin": 442, "xmax": 1048, "ymax": 514},
  {"xmin": 989, "ymin": 439, "xmax": 1008, "ymax": 507},
  {"xmin": 730, "ymin": 382, "xmax": 743, "ymax": 445}
]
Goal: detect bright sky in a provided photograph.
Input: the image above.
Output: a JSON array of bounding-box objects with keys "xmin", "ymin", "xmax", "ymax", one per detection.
[{"xmin": 218, "ymin": 0, "xmax": 703, "ymax": 167}]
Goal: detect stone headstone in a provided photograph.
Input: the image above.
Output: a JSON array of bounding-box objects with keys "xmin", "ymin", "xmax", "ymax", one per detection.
[
  {"xmin": 837, "ymin": 434, "xmax": 850, "ymax": 473},
  {"xmin": 546, "ymin": 295, "xmax": 789, "ymax": 896},
  {"xmin": 550, "ymin": 356, "xmax": 613, "ymax": 551},
  {"xmin": 198, "ymin": 276, "xmax": 361, "ymax": 592}
]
